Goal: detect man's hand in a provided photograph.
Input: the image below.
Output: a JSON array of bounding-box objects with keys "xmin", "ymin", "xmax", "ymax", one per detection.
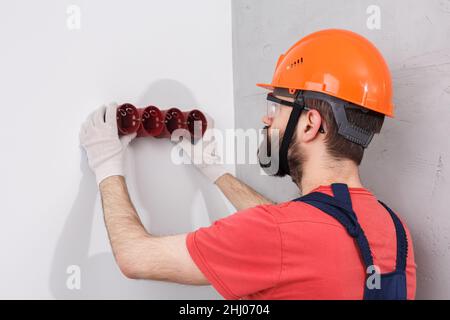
[
  {"xmin": 174, "ymin": 114, "xmax": 228, "ymax": 183},
  {"xmin": 174, "ymin": 113, "xmax": 275, "ymax": 210},
  {"xmin": 79, "ymin": 103, "xmax": 136, "ymax": 185},
  {"xmin": 79, "ymin": 104, "xmax": 208, "ymax": 284}
]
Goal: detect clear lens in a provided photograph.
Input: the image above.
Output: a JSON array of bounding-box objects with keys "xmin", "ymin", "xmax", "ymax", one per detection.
[{"xmin": 266, "ymin": 101, "xmax": 280, "ymax": 119}]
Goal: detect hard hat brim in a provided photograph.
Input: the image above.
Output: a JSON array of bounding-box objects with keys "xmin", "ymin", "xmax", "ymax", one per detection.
[{"xmin": 256, "ymin": 83, "xmax": 274, "ymax": 90}]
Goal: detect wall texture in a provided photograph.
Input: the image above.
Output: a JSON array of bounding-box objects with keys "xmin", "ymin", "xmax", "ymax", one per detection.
[
  {"xmin": 232, "ymin": 0, "xmax": 450, "ymax": 299},
  {"xmin": 0, "ymin": 0, "xmax": 448, "ymax": 300},
  {"xmin": 0, "ymin": 0, "xmax": 234, "ymax": 299}
]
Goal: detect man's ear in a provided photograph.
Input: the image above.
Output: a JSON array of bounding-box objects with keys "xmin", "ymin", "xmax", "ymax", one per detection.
[{"xmin": 299, "ymin": 109, "xmax": 323, "ymax": 143}]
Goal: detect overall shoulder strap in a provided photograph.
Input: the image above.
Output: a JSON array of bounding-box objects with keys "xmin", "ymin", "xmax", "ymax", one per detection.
[
  {"xmin": 378, "ymin": 201, "xmax": 408, "ymax": 272},
  {"xmin": 294, "ymin": 183, "xmax": 374, "ymax": 269}
]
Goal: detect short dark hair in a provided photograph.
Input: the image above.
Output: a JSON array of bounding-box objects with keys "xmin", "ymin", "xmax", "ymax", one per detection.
[{"xmin": 305, "ymin": 98, "xmax": 385, "ymax": 165}]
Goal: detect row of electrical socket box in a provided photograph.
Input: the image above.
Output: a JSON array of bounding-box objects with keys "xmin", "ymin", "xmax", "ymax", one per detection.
[{"xmin": 116, "ymin": 103, "xmax": 208, "ymax": 141}]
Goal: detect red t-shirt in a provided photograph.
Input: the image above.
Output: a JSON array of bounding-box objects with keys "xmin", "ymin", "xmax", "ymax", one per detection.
[{"xmin": 186, "ymin": 185, "xmax": 416, "ymax": 300}]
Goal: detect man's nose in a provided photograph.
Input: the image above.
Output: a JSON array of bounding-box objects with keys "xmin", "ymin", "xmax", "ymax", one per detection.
[{"xmin": 262, "ymin": 115, "xmax": 273, "ymax": 126}]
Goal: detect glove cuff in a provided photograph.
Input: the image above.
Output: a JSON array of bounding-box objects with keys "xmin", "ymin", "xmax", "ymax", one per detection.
[
  {"xmin": 202, "ymin": 165, "xmax": 229, "ymax": 183},
  {"xmin": 95, "ymin": 161, "xmax": 125, "ymax": 186}
]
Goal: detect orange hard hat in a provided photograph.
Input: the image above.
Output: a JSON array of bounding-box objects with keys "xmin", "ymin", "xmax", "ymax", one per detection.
[{"xmin": 257, "ymin": 29, "xmax": 394, "ymax": 117}]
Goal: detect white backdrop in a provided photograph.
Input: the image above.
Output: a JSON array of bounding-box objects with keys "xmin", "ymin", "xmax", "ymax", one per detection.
[{"xmin": 0, "ymin": 0, "xmax": 235, "ymax": 299}]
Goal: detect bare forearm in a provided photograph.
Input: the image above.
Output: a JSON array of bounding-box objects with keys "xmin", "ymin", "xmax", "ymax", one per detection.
[
  {"xmin": 99, "ymin": 176, "xmax": 149, "ymax": 264},
  {"xmin": 98, "ymin": 175, "xmax": 209, "ymax": 284},
  {"xmin": 215, "ymin": 173, "xmax": 275, "ymax": 211}
]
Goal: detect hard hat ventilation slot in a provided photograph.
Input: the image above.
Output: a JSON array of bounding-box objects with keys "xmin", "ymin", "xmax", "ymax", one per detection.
[{"xmin": 289, "ymin": 57, "xmax": 303, "ymax": 70}]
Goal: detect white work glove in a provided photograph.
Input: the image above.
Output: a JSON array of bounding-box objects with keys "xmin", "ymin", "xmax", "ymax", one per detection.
[
  {"xmin": 174, "ymin": 114, "xmax": 228, "ymax": 183},
  {"xmin": 79, "ymin": 103, "xmax": 136, "ymax": 186}
]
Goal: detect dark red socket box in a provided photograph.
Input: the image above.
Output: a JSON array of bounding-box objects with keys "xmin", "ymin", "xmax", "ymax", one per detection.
[
  {"xmin": 116, "ymin": 103, "xmax": 140, "ymax": 135},
  {"xmin": 185, "ymin": 109, "xmax": 208, "ymax": 140},
  {"xmin": 157, "ymin": 107, "xmax": 188, "ymax": 138},
  {"xmin": 137, "ymin": 106, "xmax": 164, "ymax": 137}
]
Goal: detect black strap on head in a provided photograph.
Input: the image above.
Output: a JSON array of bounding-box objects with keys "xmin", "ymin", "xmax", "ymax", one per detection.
[
  {"xmin": 278, "ymin": 92, "xmax": 304, "ymax": 175},
  {"xmin": 302, "ymin": 91, "xmax": 375, "ymax": 148},
  {"xmin": 275, "ymin": 89, "xmax": 375, "ymax": 176}
]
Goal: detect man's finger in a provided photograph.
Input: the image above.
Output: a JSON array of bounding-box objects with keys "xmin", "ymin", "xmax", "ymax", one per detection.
[
  {"xmin": 106, "ymin": 102, "xmax": 119, "ymax": 129},
  {"xmin": 120, "ymin": 132, "xmax": 137, "ymax": 146},
  {"xmin": 93, "ymin": 105, "xmax": 107, "ymax": 126},
  {"xmin": 79, "ymin": 121, "xmax": 89, "ymax": 139}
]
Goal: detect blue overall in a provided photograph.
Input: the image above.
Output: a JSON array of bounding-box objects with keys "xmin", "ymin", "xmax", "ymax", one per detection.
[{"xmin": 293, "ymin": 183, "xmax": 408, "ymax": 300}]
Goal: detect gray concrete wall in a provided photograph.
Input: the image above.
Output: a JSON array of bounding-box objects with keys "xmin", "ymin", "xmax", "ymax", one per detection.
[{"xmin": 232, "ymin": 0, "xmax": 450, "ymax": 299}]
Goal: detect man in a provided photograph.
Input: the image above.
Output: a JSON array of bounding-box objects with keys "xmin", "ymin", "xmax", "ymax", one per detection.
[{"xmin": 80, "ymin": 29, "xmax": 416, "ymax": 299}]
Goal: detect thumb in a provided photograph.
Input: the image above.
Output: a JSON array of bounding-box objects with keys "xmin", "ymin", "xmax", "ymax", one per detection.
[{"xmin": 120, "ymin": 132, "xmax": 137, "ymax": 147}]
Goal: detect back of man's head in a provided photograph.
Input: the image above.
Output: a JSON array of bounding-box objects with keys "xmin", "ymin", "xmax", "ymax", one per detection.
[{"xmin": 305, "ymin": 97, "xmax": 385, "ymax": 166}]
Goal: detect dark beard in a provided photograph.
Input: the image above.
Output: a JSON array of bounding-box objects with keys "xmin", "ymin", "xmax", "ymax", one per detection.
[
  {"xmin": 257, "ymin": 125, "xmax": 304, "ymax": 183},
  {"xmin": 286, "ymin": 130, "xmax": 305, "ymax": 186},
  {"xmin": 257, "ymin": 125, "xmax": 284, "ymax": 177}
]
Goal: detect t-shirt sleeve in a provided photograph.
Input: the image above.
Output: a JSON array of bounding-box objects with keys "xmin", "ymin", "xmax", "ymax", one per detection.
[{"xmin": 186, "ymin": 205, "xmax": 282, "ymax": 299}]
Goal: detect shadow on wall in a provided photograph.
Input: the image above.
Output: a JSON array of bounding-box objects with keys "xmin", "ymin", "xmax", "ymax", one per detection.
[{"xmin": 49, "ymin": 79, "xmax": 229, "ymax": 299}]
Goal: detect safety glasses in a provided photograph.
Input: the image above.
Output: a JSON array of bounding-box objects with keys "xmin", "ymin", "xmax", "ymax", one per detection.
[
  {"xmin": 266, "ymin": 92, "xmax": 312, "ymax": 119},
  {"xmin": 266, "ymin": 92, "xmax": 325, "ymax": 133}
]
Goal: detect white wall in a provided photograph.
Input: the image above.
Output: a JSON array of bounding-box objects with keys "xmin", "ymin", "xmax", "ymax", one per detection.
[{"xmin": 0, "ymin": 0, "xmax": 235, "ymax": 299}]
